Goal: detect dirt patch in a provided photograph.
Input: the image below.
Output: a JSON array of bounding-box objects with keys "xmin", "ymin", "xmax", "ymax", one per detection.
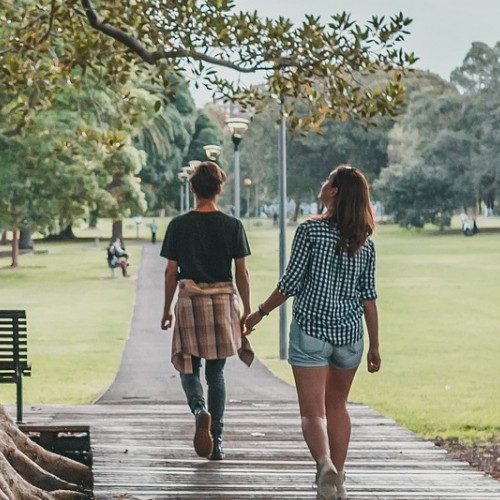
[{"xmin": 435, "ymin": 437, "xmax": 500, "ymax": 480}]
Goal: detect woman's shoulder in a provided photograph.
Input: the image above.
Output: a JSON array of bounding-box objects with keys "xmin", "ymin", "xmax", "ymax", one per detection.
[
  {"xmin": 360, "ymin": 236, "xmax": 376, "ymax": 254},
  {"xmin": 298, "ymin": 217, "xmax": 336, "ymax": 234}
]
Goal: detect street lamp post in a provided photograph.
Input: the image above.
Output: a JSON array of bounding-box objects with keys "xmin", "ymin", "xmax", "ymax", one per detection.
[
  {"xmin": 278, "ymin": 102, "xmax": 288, "ymax": 360},
  {"xmin": 177, "ymin": 172, "xmax": 187, "ymax": 213},
  {"xmin": 243, "ymin": 178, "xmax": 252, "ymax": 230},
  {"xmin": 182, "ymin": 162, "xmax": 201, "ymax": 211},
  {"xmin": 226, "ymin": 118, "xmax": 250, "ymax": 218}
]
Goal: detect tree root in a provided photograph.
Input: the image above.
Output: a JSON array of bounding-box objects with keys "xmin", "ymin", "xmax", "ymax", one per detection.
[{"xmin": 0, "ymin": 406, "xmax": 92, "ymax": 499}]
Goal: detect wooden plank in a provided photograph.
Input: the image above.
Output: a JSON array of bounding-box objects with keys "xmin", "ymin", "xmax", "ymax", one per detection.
[{"xmin": 14, "ymin": 403, "xmax": 500, "ymax": 499}]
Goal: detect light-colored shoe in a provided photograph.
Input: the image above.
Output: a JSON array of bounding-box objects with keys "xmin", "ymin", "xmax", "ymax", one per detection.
[
  {"xmin": 316, "ymin": 456, "xmax": 338, "ymax": 499},
  {"xmin": 334, "ymin": 468, "xmax": 348, "ymax": 500}
]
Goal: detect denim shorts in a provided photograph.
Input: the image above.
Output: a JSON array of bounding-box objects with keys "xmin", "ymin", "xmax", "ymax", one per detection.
[{"xmin": 288, "ymin": 319, "xmax": 364, "ymax": 369}]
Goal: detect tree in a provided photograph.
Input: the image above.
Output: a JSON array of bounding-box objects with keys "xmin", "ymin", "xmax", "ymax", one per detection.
[
  {"xmin": 376, "ymin": 72, "xmax": 475, "ymax": 227},
  {"xmin": 0, "ymin": 406, "xmax": 92, "ymax": 498},
  {"xmin": 374, "ymin": 161, "xmax": 456, "ymax": 229},
  {"xmin": 1, "ymin": 2, "xmax": 416, "ymax": 134},
  {"xmin": 231, "ymin": 99, "xmax": 392, "ymax": 220},
  {"xmin": 134, "ymin": 81, "xmax": 218, "ymax": 213},
  {"xmin": 451, "ymin": 41, "xmax": 500, "ymax": 94}
]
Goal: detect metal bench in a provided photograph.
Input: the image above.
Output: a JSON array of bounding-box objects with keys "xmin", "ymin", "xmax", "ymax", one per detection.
[{"xmin": 0, "ymin": 310, "xmax": 31, "ymax": 423}]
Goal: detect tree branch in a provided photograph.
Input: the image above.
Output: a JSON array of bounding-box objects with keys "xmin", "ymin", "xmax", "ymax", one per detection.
[
  {"xmin": 38, "ymin": 0, "xmax": 57, "ymax": 44},
  {"xmin": 80, "ymin": 0, "xmax": 287, "ymax": 73}
]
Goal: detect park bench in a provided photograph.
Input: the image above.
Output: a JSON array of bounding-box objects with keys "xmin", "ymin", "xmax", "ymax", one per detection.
[{"xmin": 0, "ymin": 310, "xmax": 31, "ymax": 423}]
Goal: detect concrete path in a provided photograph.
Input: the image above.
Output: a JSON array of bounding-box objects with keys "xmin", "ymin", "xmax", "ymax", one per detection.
[{"xmin": 96, "ymin": 244, "xmax": 295, "ymax": 404}]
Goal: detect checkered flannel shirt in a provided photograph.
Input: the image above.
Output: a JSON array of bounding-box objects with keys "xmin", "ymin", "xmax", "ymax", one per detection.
[{"xmin": 277, "ymin": 219, "xmax": 377, "ymax": 345}]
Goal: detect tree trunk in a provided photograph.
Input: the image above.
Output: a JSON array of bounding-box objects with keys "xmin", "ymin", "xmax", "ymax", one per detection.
[
  {"xmin": 291, "ymin": 199, "xmax": 301, "ymax": 222},
  {"xmin": 0, "ymin": 406, "xmax": 91, "ymax": 499},
  {"xmin": 19, "ymin": 228, "xmax": 34, "ymax": 250},
  {"xmin": 254, "ymin": 186, "xmax": 259, "ymax": 217},
  {"xmin": 57, "ymin": 224, "xmax": 76, "ymax": 240},
  {"xmin": 88, "ymin": 210, "xmax": 98, "ymax": 229},
  {"xmin": 11, "ymin": 227, "xmax": 19, "ymax": 268},
  {"xmin": 0, "ymin": 230, "xmax": 7, "ymax": 245},
  {"xmin": 112, "ymin": 220, "xmax": 123, "ymax": 240}
]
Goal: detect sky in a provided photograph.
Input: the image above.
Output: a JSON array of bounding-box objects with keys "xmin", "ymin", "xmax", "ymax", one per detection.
[{"xmin": 191, "ymin": 0, "xmax": 500, "ymax": 106}]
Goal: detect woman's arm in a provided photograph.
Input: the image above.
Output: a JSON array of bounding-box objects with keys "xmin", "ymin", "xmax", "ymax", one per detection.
[
  {"xmin": 161, "ymin": 259, "xmax": 178, "ymax": 330},
  {"xmin": 363, "ymin": 299, "xmax": 381, "ymax": 372},
  {"xmin": 244, "ymin": 288, "xmax": 289, "ymax": 333}
]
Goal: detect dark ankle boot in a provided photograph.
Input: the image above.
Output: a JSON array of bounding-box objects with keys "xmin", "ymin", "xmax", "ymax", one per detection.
[
  {"xmin": 209, "ymin": 435, "xmax": 224, "ymax": 460},
  {"xmin": 193, "ymin": 407, "xmax": 213, "ymax": 458}
]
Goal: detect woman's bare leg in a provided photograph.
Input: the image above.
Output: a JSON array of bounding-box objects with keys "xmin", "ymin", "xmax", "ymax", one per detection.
[
  {"xmin": 325, "ymin": 366, "xmax": 358, "ymax": 471},
  {"xmin": 292, "ymin": 366, "xmax": 329, "ymax": 460}
]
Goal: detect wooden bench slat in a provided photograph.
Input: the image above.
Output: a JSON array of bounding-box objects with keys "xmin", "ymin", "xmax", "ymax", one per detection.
[
  {"xmin": 0, "ymin": 362, "xmax": 30, "ymax": 367},
  {"xmin": 0, "ymin": 310, "xmax": 29, "ymax": 422}
]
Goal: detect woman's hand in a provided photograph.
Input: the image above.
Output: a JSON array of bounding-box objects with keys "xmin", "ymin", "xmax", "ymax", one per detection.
[
  {"xmin": 367, "ymin": 346, "xmax": 381, "ymax": 373},
  {"xmin": 244, "ymin": 311, "xmax": 263, "ymax": 336}
]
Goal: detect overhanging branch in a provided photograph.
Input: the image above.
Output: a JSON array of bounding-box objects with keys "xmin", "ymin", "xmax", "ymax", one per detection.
[{"xmin": 80, "ymin": 0, "xmax": 289, "ymax": 73}]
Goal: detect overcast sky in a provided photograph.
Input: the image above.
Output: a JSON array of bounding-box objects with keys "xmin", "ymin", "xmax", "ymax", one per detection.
[{"xmin": 191, "ymin": 0, "xmax": 500, "ymax": 106}]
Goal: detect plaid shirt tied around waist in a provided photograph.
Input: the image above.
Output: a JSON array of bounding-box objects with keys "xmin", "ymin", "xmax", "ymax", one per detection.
[{"xmin": 172, "ymin": 280, "xmax": 254, "ymax": 374}]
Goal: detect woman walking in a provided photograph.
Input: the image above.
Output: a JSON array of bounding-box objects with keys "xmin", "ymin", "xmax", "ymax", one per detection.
[
  {"xmin": 160, "ymin": 161, "xmax": 253, "ymax": 460},
  {"xmin": 245, "ymin": 165, "xmax": 381, "ymax": 499}
]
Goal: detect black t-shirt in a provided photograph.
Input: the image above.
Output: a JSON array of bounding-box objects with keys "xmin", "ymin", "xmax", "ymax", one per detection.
[{"xmin": 160, "ymin": 211, "xmax": 251, "ymax": 283}]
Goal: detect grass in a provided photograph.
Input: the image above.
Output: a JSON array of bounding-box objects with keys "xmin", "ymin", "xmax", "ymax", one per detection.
[
  {"xmin": 0, "ymin": 216, "xmax": 499, "ymax": 442},
  {"xmin": 0, "ymin": 238, "xmax": 141, "ymax": 404},
  {"xmin": 246, "ymin": 221, "xmax": 500, "ymax": 442}
]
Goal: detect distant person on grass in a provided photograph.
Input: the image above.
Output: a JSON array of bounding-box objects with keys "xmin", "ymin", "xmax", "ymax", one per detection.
[
  {"xmin": 149, "ymin": 219, "xmax": 158, "ymax": 244},
  {"xmin": 160, "ymin": 162, "xmax": 253, "ymax": 461},
  {"xmin": 107, "ymin": 237, "xmax": 129, "ymax": 277},
  {"xmin": 245, "ymin": 165, "xmax": 381, "ymax": 500}
]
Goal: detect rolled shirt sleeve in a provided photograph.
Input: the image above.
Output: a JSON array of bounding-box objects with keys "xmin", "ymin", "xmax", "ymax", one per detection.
[
  {"xmin": 277, "ymin": 224, "xmax": 311, "ymax": 296},
  {"xmin": 358, "ymin": 240, "xmax": 377, "ymax": 300}
]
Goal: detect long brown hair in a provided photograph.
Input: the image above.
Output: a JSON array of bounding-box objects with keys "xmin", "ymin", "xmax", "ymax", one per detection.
[{"xmin": 322, "ymin": 164, "xmax": 375, "ymax": 256}]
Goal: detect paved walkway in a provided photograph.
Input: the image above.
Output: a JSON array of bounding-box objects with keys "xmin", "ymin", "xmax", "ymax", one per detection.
[
  {"xmin": 96, "ymin": 244, "xmax": 295, "ymax": 404},
  {"xmin": 20, "ymin": 243, "xmax": 500, "ymax": 498}
]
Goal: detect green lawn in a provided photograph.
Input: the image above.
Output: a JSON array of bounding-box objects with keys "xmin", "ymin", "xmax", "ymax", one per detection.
[
  {"xmin": 0, "ymin": 239, "xmax": 141, "ymax": 404},
  {"xmin": 246, "ymin": 222, "xmax": 500, "ymax": 442},
  {"xmin": 0, "ymin": 217, "xmax": 499, "ymax": 443}
]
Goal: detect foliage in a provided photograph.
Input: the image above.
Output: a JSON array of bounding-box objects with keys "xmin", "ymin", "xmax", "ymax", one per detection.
[
  {"xmin": 451, "ymin": 41, "xmax": 500, "ymax": 94},
  {"xmin": 1, "ymin": 1, "xmax": 416, "ymax": 134},
  {"xmin": 377, "ymin": 49, "xmax": 500, "ymax": 227},
  {"xmin": 232, "ymin": 99, "xmax": 392, "ymax": 210},
  {"xmin": 374, "ymin": 161, "xmax": 455, "ymax": 229}
]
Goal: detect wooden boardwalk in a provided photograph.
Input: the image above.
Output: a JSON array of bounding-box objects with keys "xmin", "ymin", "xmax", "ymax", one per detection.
[{"xmin": 20, "ymin": 401, "xmax": 500, "ymax": 499}]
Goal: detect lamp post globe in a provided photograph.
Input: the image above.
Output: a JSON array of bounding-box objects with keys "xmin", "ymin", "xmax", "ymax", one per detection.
[
  {"xmin": 203, "ymin": 144, "xmax": 222, "ymax": 161},
  {"xmin": 225, "ymin": 117, "xmax": 250, "ymax": 218},
  {"xmin": 188, "ymin": 160, "xmax": 201, "ymax": 171}
]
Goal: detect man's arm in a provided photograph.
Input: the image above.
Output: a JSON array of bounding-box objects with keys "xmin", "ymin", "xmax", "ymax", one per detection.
[
  {"xmin": 161, "ymin": 259, "xmax": 178, "ymax": 330},
  {"xmin": 234, "ymin": 257, "xmax": 251, "ymax": 331}
]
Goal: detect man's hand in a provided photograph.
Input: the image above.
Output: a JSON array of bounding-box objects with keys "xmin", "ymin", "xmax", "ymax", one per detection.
[
  {"xmin": 367, "ymin": 346, "xmax": 381, "ymax": 373},
  {"xmin": 161, "ymin": 311, "xmax": 172, "ymax": 330},
  {"xmin": 244, "ymin": 311, "xmax": 263, "ymax": 336},
  {"xmin": 240, "ymin": 312, "xmax": 250, "ymax": 335}
]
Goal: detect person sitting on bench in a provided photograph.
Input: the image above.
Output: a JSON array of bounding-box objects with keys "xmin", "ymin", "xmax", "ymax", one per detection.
[{"xmin": 107, "ymin": 238, "xmax": 129, "ymax": 277}]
